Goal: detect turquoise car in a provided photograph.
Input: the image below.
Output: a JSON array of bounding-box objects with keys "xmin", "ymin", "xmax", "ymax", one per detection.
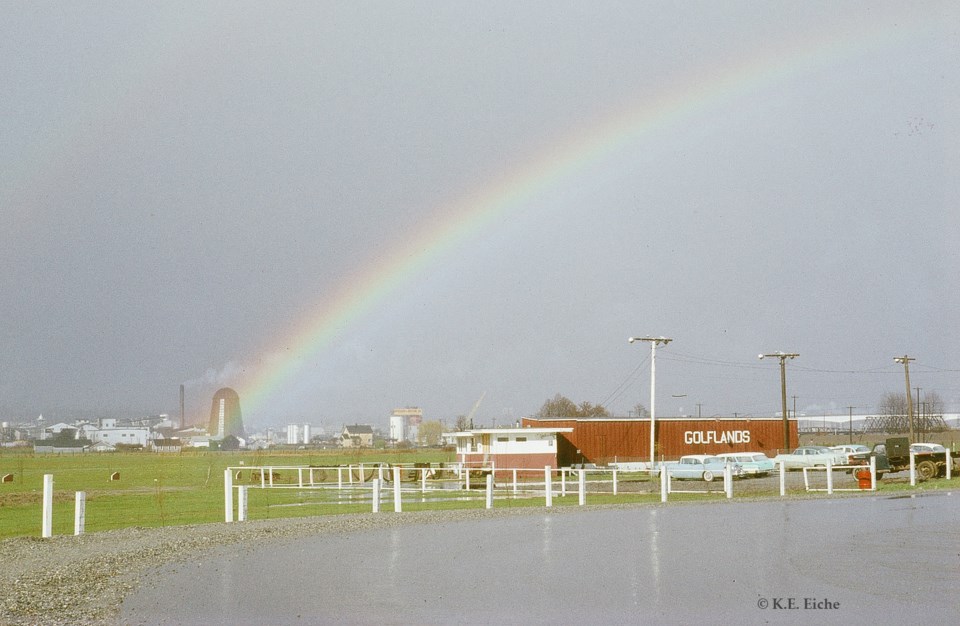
[
  {"xmin": 659, "ymin": 455, "xmax": 744, "ymax": 482},
  {"xmin": 716, "ymin": 452, "xmax": 775, "ymax": 477}
]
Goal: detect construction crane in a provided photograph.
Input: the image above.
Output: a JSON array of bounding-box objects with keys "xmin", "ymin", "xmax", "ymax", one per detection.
[{"xmin": 465, "ymin": 391, "xmax": 486, "ymax": 429}]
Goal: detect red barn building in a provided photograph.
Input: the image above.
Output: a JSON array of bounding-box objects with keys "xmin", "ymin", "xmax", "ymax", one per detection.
[{"xmin": 521, "ymin": 417, "xmax": 797, "ymax": 466}]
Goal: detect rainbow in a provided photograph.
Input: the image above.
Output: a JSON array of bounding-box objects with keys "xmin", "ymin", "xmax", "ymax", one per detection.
[{"xmin": 234, "ymin": 14, "xmax": 929, "ymax": 415}]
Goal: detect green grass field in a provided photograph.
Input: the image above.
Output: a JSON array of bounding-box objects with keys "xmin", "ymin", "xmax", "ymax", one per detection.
[
  {"xmin": 0, "ymin": 448, "xmax": 456, "ymax": 538},
  {"xmin": 1, "ymin": 448, "xmax": 954, "ymax": 539}
]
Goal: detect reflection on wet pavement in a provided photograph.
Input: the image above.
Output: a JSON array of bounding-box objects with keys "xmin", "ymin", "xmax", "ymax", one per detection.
[{"xmin": 123, "ymin": 492, "xmax": 960, "ymax": 624}]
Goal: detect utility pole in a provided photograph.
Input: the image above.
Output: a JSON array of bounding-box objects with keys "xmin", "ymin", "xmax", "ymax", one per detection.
[
  {"xmin": 696, "ymin": 403, "xmax": 702, "ymax": 419},
  {"xmin": 894, "ymin": 355, "xmax": 915, "ymax": 441},
  {"xmin": 847, "ymin": 406, "xmax": 856, "ymax": 444},
  {"xmin": 760, "ymin": 352, "xmax": 800, "ymax": 452},
  {"xmin": 629, "ymin": 336, "xmax": 673, "ymax": 468}
]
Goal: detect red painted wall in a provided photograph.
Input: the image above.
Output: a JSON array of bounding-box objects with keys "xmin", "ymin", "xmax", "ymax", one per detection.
[
  {"xmin": 460, "ymin": 452, "xmax": 558, "ymax": 476},
  {"xmin": 521, "ymin": 417, "xmax": 797, "ymax": 464}
]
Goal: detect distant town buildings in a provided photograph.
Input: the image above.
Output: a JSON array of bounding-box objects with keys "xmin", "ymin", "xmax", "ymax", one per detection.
[
  {"xmin": 286, "ymin": 423, "xmax": 315, "ymax": 445},
  {"xmin": 78, "ymin": 418, "xmax": 151, "ymax": 449},
  {"xmin": 389, "ymin": 407, "xmax": 422, "ymax": 444}
]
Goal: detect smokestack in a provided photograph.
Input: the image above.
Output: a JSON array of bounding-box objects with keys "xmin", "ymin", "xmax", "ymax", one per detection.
[{"xmin": 180, "ymin": 384, "xmax": 185, "ymax": 429}]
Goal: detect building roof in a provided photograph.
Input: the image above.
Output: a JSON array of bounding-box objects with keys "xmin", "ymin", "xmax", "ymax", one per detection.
[
  {"xmin": 449, "ymin": 427, "xmax": 573, "ymax": 438},
  {"xmin": 343, "ymin": 424, "xmax": 374, "ymax": 434}
]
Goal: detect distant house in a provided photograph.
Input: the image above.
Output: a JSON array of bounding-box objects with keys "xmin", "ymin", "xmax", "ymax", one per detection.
[
  {"xmin": 340, "ymin": 424, "xmax": 374, "ymax": 448},
  {"xmin": 89, "ymin": 440, "xmax": 116, "ymax": 453}
]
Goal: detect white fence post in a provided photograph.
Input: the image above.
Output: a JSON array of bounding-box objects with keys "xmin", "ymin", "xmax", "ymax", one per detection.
[
  {"xmin": 779, "ymin": 461, "xmax": 786, "ymax": 497},
  {"xmin": 512, "ymin": 469, "xmax": 518, "ymax": 494},
  {"xmin": 545, "ymin": 467, "xmax": 553, "ymax": 507},
  {"xmin": 724, "ymin": 464, "xmax": 733, "ymax": 499},
  {"xmin": 578, "ymin": 469, "xmax": 586, "ymax": 506},
  {"xmin": 486, "ymin": 474, "xmax": 494, "ymax": 509},
  {"xmin": 870, "ymin": 456, "xmax": 877, "ymax": 490},
  {"xmin": 826, "ymin": 459, "xmax": 834, "ymax": 494},
  {"xmin": 74, "ymin": 491, "xmax": 86, "ymax": 536},
  {"xmin": 947, "ymin": 448, "xmax": 953, "ymax": 480},
  {"xmin": 421, "ymin": 468, "xmax": 428, "ymax": 493},
  {"xmin": 237, "ymin": 486, "xmax": 248, "ymax": 521},
  {"xmin": 372, "ymin": 478, "xmax": 381, "ymax": 513},
  {"xmin": 224, "ymin": 469, "xmax": 234, "ymax": 523},
  {"xmin": 393, "ymin": 466, "xmax": 402, "ymax": 512},
  {"xmin": 909, "ymin": 451, "xmax": 916, "ymax": 486},
  {"xmin": 660, "ymin": 466, "xmax": 667, "ymax": 503},
  {"xmin": 612, "ymin": 468, "xmax": 618, "ymax": 496},
  {"xmin": 561, "ymin": 469, "xmax": 567, "ymax": 497},
  {"xmin": 338, "ymin": 466, "xmax": 343, "ymax": 490},
  {"xmin": 42, "ymin": 474, "xmax": 54, "ymax": 538}
]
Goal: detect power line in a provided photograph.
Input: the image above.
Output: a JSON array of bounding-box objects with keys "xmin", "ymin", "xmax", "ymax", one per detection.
[{"xmin": 600, "ymin": 353, "xmax": 649, "ymax": 408}]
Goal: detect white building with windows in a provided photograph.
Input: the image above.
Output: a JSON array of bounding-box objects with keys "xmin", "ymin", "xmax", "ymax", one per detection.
[
  {"xmin": 79, "ymin": 418, "xmax": 151, "ymax": 447},
  {"xmin": 450, "ymin": 427, "xmax": 573, "ymax": 472}
]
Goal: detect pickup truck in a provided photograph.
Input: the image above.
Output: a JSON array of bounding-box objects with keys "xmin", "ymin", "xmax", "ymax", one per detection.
[{"xmin": 848, "ymin": 437, "xmax": 952, "ymax": 481}]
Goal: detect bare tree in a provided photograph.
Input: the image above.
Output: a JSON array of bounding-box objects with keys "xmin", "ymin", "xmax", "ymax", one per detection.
[
  {"xmin": 873, "ymin": 390, "xmax": 948, "ymax": 434},
  {"xmin": 537, "ymin": 394, "xmax": 611, "ymax": 418},
  {"xmin": 577, "ymin": 401, "xmax": 610, "ymax": 417},
  {"xmin": 537, "ymin": 394, "xmax": 579, "ymax": 417},
  {"xmin": 454, "ymin": 415, "xmax": 471, "ymax": 431}
]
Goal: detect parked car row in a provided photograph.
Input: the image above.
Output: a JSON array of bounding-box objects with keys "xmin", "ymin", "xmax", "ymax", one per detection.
[
  {"xmin": 602, "ymin": 442, "xmax": 953, "ymax": 480},
  {"xmin": 715, "ymin": 452, "xmax": 776, "ymax": 476},
  {"xmin": 656, "ymin": 454, "xmax": 771, "ymax": 481},
  {"xmin": 773, "ymin": 446, "xmax": 849, "ymax": 469},
  {"xmin": 829, "ymin": 444, "xmax": 871, "ymax": 462}
]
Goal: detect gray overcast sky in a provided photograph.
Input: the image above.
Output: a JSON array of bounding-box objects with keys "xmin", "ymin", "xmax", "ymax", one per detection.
[{"xmin": 2, "ymin": 2, "xmax": 958, "ymax": 431}]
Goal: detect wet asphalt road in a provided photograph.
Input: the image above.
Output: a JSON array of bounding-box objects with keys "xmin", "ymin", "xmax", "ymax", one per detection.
[{"xmin": 122, "ymin": 491, "xmax": 959, "ymax": 624}]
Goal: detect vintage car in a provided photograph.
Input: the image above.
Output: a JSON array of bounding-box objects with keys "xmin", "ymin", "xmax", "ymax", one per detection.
[
  {"xmin": 715, "ymin": 452, "xmax": 775, "ymax": 476},
  {"xmin": 773, "ymin": 446, "xmax": 847, "ymax": 469},
  {"xmin": 829, "ymin": 444, "xmax": 871, "ymax": 462},
  {"xmin": 659, "ymin": 455, "xmax": 744, "ymax": 482},
  {"xmin": 910, "ymin": 443, "xmax": 947, "ymax": 454}
]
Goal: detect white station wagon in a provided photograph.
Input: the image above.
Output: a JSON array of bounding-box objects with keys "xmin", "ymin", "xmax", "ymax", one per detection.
[{"xmin": 715, "ymin": 452, "xmax": 775, "ymax": 476}]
